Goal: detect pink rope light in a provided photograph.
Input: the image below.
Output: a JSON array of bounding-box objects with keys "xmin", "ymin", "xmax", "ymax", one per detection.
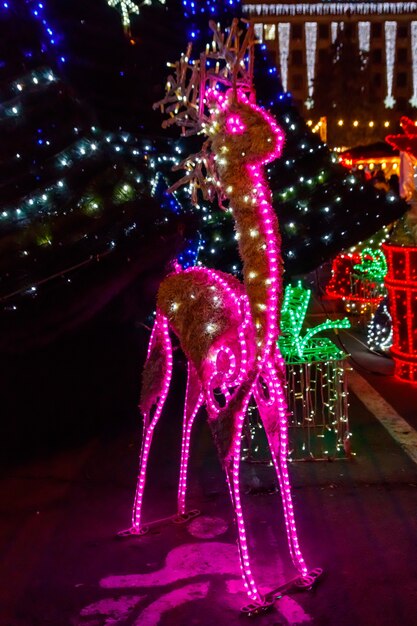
[{"xmin": 131, "ymin": 312, "xmax": 173, "ymax": 532}]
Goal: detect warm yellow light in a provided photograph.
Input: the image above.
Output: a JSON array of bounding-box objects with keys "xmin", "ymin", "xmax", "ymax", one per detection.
[
  {"xmin": 337, "ymin": 119, "xmax": 344, "ymax": 126},
  {"xmin": 393, "ymin": 163, "xmax": 398, "ymax": 169},
  {"xmin": 381, "ymin": 162, "xmax": 386, "ymax": 169},
  {"xmin": 369, "ymin": 162, "xmax": 374, "ymax": 170},
  {"xmin": 369, "ymin": 121, "xmax": 374, "ymax": 127},
  {"xmin": 307, "ymin": 120, "xmax": 313, "ymax": 126},
  {"xmin": 384, "ymin": 121, "xmax": 390, "ymax": 127},
  {"xmin": 358, "ymin": 164, "xmax": 364, "ymax": 170},
  {"xmin": 353, "ymin": 120, "xmax": 359, "ymax": 127}
]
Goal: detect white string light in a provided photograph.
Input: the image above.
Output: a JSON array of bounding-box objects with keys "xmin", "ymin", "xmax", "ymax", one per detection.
[
  {"xmin": 331, "ymin": 21, "xmax": 339, "ymax": 43},
  {"xmin": 305, "ymin": 22, "xmax": 317, "ymax": 109},
  {"xmin": 384, "ymin": 21, "xmax": 397, "ymax": 108},
  {"xmin": 358, "ymin": 21, "xmax": 371, "ymax": 53},
  {"xmin": 278, "ymin": 23, "xmax": 290, "ymax": 92},
  {"xmin": 410, "ymin": 21, "xmax": 417, "ymax": 107},
  {"xmin": 254, "ymin": 23, "xmax": 263, "ymax": 42},
  {"xmin": 243, "ymin": 3, "xmax": 417, "ymax": 17}
]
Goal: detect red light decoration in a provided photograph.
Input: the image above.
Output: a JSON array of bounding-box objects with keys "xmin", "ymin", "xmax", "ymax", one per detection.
[
  {"xmin": 386, "ymin": 116, "xmax": 417, "ymax": 160},
  {"xmin": 326, "ymin": 253, "xmax": 384, "ymax": 305},
  {"xmin": 383, "ymin": 243, "xmax": 417, "ymax": 383}
]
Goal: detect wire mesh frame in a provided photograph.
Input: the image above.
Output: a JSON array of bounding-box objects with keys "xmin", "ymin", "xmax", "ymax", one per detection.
[
  {"xmin": 286, "ymin": 357, "xmax": 351, "ymax": 461},
  {"xmin": 243, "ymin": 355, "xmax": 351, "ymax": 463}
]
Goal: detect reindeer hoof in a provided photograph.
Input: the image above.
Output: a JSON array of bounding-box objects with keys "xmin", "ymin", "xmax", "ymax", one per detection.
[
  {"xmin": 241, "ymin": 598, "xmax": 274, "ymax": 617},
  {"xmin": 117, "ymin": 526, "xmax": 149, "ymax": 538},
  {"xmin": 294, "ymin": 567, "xmax": 323, "ymax": 590},
  {"xmin": 172, "ymin": 509, "xmax": 201, "ymax": 524}
]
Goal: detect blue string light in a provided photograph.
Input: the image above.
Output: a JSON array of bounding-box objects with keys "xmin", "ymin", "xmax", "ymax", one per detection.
[{"xmin": 24, "ymin": 0, "xmax": 66, "ymax": 63}]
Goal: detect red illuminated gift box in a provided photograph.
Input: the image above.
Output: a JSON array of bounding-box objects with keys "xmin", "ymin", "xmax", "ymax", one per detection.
[
  {"xmin": 382, "ymin": 243, "xmax": 417, "ymax": 383},
  {"xmin": 326, "ymin": 252, "xmax": 383, "ymax": 305}
]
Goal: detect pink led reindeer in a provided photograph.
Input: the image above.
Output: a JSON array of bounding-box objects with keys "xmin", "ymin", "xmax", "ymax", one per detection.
[{"xmin": 121, "ymin": 21, "xmax": 320, "ymax": 613}]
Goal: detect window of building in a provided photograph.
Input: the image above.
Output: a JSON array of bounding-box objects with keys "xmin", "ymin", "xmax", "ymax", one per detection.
[
  {"xmin": 372, "ymin": 48, "xmax": 382, "ymax": 64},
  {"xmin": 397, "ymin": 48, "xmax": 407, "ymax": 64},
  {"xmin": 291, "ymin": 74, "xmax": 303, "ymax": 90},
  {"xmin": 397, "ymin": 72, "xmax": 407, "ymax": 88},
  {"xmin": 292, "ymin": 49, "xmax": 303, "ymax": 66},
  {"xmin": 264, "ymin": 24, "xmax": 276, "ymax": 41},
  {"xmin": 292, "ymin": 24, "xmax": 303, "ymax": 40},
  {"xmin": 398, "ymin": 24, "xmax": 408, "ymax": 38},
  {"xmin": 372, "ymin": 73, "xmax": 382, "ymax": 88},
  {"xmin": 318, "ymin": 24, "xmax": 329, "ymax": 39},
  {"xmin": 371, "ymin": 23, "xmax": 382, "ymax": 39}
]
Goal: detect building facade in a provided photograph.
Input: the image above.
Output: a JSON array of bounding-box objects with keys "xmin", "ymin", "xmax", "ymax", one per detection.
[{"xmin": 243, "ymin": 1, "xmax": 417, "ymax": 118}]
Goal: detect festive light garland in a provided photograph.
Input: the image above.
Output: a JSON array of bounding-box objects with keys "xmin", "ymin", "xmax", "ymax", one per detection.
[
  {"xmin": 331, "ymin": 21, "xmax": 339, "ymax": 44},
  {"xmin": 243, "ymin": 3, "xmax": 417, "ymax": 17},
  {"xmin": 410, "ymin": 22, "xmax": 417, "ymax": 108},
  {"xmin": 26, "ymin": 0, "xmax": 66, "ymax": 63},
  {"xmin": 278, "ymin": 22, "xmax": 290, "ymax": 92},
  {"xmin": 384, "ymin": 20, "xmax": 397, "ymax": 109},
  {"xmin": 254, "ymin": 22, "xmax": 263, "ymax": 41},
  {"xmin": 358, "ymin": 21, "xmax": 371, "ymax": 54},
  {"xmin": 304, "ymin": 21, "xmax": 317, "ymax": 109}
]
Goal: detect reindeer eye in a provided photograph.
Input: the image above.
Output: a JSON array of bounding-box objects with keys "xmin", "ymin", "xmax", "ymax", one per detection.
[{"xmin": 225, "ymin": 114, "xmax": 246, "ymax": 135}]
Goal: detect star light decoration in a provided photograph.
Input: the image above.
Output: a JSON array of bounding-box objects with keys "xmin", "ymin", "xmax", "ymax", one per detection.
[{"xmin": 107, "ymin": 0, "xmax": 165, "ymax": 35}]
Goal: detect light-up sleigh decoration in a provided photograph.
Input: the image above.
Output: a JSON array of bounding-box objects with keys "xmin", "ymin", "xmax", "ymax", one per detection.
[{"xmin": 120, "ymin": 20, "xmax": 321, "ymax": 614}]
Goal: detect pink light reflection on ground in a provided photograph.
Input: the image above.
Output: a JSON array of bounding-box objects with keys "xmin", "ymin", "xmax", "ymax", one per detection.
[{"xmin": 79, "ymin": 541, "xmax": 312, "ymax": 625}]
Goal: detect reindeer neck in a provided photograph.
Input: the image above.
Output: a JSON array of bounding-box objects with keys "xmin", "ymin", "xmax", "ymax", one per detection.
[{"xmin": 226, "ymin": 161, "xmax": 282, "ymax": 366}]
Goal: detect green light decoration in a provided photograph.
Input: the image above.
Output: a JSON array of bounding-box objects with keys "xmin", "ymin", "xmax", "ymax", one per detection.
[
  {"xmin": 279, "ymin": 281, "xmax": 351, "ymax": 363},
  {"xmin": 107, "ymin": 0, "xmax": 165, "ymax": 35},
  {"xmin": 272, "ymin": 282, "xmax": 352, "ymax": 460},
  {"xmin": 353, "ymin": 247, "xmax": 388, "ymax": 285}
]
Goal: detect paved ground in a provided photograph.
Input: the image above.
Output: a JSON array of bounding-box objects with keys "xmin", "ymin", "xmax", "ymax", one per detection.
[{"xmin": 1, "ymin": 312, "xmax": 417, "ymax": 626}]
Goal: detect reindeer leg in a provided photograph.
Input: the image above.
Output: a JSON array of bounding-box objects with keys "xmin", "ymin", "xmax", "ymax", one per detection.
[
  {"xmin": 176, "ymin": 361, "xmax": 204, "ymax": 519},
  {"xmin": 209, "ymin": 382, "xmax": 264, "ymax": 606},
  {"xmin": 119, "ymin": 311, "xmax": 173, "ymax": 536},
  {"xmin": 254, "ymin": 359, "xmax": 308, "ymax": 577}
]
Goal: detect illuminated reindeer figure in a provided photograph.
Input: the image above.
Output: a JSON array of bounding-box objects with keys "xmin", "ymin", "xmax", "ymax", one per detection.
[{"xmin": 121, "ymin": 21, "xmax": 320, "ymax": 612}]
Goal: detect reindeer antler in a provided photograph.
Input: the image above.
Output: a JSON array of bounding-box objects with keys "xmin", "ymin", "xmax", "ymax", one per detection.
[{"xmin": 153, "ymin": 20, "xmax": 256, "ymax": 203}]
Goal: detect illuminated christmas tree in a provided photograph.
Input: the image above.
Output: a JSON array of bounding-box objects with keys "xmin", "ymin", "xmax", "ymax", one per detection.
[
  {"xmin": 23, "ymin": 0, "xmax": 408, "ymax": 277},
  {"xmin": 0, "ymin": 2, "xmax": 189, "ymax": 350}
]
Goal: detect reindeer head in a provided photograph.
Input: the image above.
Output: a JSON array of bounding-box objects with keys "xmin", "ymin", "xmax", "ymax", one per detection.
[
  {"xmin": 154, "ymin": 20, "xmax": 277, "ymax": 204},
  {"xmin": 207, "ymin": 88, "xmax": 284, "ymax": 178}
]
